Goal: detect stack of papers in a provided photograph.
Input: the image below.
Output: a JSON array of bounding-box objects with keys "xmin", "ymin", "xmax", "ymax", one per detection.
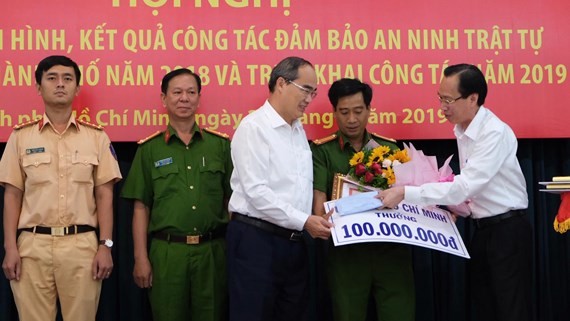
[{"xmin": 539, "ymin": 176, "xmax": 570, "ymax": 193}]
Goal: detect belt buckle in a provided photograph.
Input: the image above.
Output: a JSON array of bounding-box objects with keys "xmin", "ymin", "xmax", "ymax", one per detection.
[
  {"xmin": 186, "ymin": 235, "xmax": 200, "ymax": 244},
  {"xmin": 51, "ymin": 226, "xmax": 66, "ymax": 236},
  {"xmin": 289, "ymin": 232, "xmax": 302, "ymax": 241}
]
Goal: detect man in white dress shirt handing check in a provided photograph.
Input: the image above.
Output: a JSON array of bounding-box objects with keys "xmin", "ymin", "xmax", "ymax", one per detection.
[{"xmin": 380, "ymin": 63, "xmax": 531, "ymax": 321}]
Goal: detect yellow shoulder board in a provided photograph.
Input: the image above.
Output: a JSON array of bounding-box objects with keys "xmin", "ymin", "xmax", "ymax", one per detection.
[
  {"xmin": 77, "ymin": 119, "xmax": 103, "ymax": 130},
  {"xmin": 137, "ymin": 130, "xmax": 162, "ymax": 145},
  {"xmin": 204, "ymin": 128, "xmax": 229, "ymax": 139},
  {"xmin": 13, "ymin": 118, "xmax": 42, "ymax": 130},
  {"xmin": 313, "ymin": 134, "xmax": 337, "ymax": 145},
  {"xmin": 371, "ymin": 132, "xmax": 396, "ymax": 143}
]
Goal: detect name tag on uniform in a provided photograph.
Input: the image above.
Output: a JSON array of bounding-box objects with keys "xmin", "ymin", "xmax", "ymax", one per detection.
[
  {"xmin": 154, "ymin": 157, "xmax": 173, "ymax": 168},
  {"xmin": 26, "ymin": 147, "xmax": 45, "ymax": 154}
]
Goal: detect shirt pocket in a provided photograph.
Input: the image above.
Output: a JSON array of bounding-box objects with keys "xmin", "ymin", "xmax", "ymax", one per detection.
[
  {"xmin": 22, "ymin": 153, "xmax": 52, "ymax": 185},
  {"xmin": 151, "ymin": 164, "xmax": 180, "ymax": 200},
  {"xmin": 151, "ymin": 163, "xmax": 179, "ymax": 179},
  {"xmin": 71, "ymin": 154, "xmax": 99, "ymax": 183},
  {"xmin": 199, "ymin": 160, "xmax": 225, "ymax": 195}
]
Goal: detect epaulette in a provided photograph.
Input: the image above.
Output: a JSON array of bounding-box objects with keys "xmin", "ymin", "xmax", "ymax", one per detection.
[
  {"xmin": 312, "ymin": 134, "xmax": 337, "ymax": 145},
  {"xmin": 203, "ymin": 128, "xmax": 229, "ymax": 139},
  {"xmin": 13, "ymin": 118, "xmax": 42, "ymax": 130},
  {"xmin": 137, "ymin": 130, "xmax": 162, "ymax": 145},
  {"xmin": 371, "ymin": 132, "xmax": 396, "ymax": 143},
  {"xmin": 77, "ymin": 119, "xmax": 103, "ymax": 130}
]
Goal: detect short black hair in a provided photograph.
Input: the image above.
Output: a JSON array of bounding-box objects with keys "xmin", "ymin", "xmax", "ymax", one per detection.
[
  {"xmin": 35, "ymin": 55, "xmax": 81, "ymax": 86},
  {"xmin": 328, "ymin": 78, "xmax": 373, "ymax": 111},
  {"xmin": 444, "ymin": 64, "xmax": 487, "ymax": 106},
  {"xmin": 268, "ymin": 56, "xmax": 313, "ymax": 93},
  {"xmin": 161, "ymin": 68, "xmax": 201, "ymax": 94}
]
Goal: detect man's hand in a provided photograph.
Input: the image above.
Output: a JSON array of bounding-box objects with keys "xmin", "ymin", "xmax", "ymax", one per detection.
[
  {"xmin": 133, "ymin": 257, "xmax": 153, "ymax": 288},
  {"xmin": 304, "ymin": 209, "xmax": 334, "ymax": 240},
  {"xmin": 2, "ymin": 247, "xmax": 21, "ymax": 281},
  {"xmin": 450, "ymin": 212, "xmax": 458, "ymax": 223},
  {"xmin": 2, "ymin": 184, "xmax": 23, "ymax": 281},
  {"xmin": 92, "ymin": 246, "xmax": 113, "ymax": 280},
  {"xmin": 378, "ymin": 186, "xmax": 405, "ymax": 209}
]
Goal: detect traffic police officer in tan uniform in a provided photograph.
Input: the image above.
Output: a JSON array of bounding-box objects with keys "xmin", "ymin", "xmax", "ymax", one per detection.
[
  {"xmin": 121, "ymin": 68, "xmax": 232, "ymax": 321},
  {"xmin": 0, "ymin": 55, "xmax": 122, "ymax": 321}
]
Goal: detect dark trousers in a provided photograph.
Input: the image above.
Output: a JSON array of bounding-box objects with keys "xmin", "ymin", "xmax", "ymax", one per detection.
[
  {"xmin": 226, "ymin": 219, "xmax": 308, "ymax": 321},
  {"xmin": 470, "ymin": 215, "xmax": 532, "ymax": 321}
]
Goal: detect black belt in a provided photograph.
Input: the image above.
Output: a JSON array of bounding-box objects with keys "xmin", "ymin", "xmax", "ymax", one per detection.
[
  {"xmin": 153, "ymin": 228, "xmax": 225, "ymax": 245},
  {"xmin": 473, "ymin": 210, "xmax": 526, "ymax": 229},
  {"xmin": 18, "ymin": 225, "xmax": 96, "ymax": 236},
  {"xmin": 232, "ymin": 213, "xmax": 304, "ymax": 242}
]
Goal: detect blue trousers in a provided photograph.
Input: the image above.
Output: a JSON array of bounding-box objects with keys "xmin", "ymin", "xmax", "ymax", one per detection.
[{"xmin": 226, "ymin": 219, "xmax": 308, "ymax": 321}]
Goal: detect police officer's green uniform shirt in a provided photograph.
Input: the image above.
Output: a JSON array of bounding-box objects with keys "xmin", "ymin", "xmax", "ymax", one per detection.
[
  {"xmin": 312, "ymin": 129, "xmax": 398, "ymax": 199},
  {"xmin": 121, "ymin": 124, "xmax": 232, "ymax": 235}
]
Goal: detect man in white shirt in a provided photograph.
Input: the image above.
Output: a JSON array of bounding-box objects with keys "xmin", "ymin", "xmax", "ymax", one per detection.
[
  {"xmin": 227, "ymin": 56, "xmax": 332, "ymax": 321},
  {"xmin": 380, "ymin": 64, "xmax": 531, "ymax": 321}
]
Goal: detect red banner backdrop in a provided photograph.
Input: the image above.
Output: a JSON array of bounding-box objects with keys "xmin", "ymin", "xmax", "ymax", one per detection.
[{"xmin": 0, "ymin": 0, "xmax": 568, "ymax": 141}]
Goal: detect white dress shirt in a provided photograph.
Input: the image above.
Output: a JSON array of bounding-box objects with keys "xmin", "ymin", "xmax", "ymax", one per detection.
[
  {"xmin": 405, "ymin": 106, "xmax": 528, "ymax": 219},
  {"xmin": 229, "ymin": 100, "xmax": 313, "ymax": 231}
]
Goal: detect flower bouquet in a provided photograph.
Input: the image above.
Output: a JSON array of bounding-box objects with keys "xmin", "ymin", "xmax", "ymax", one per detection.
[
  {"xmin": 347, "ymin": 144, "xmax": 410, "ymax": 190},
  {"xmin": 335, "ymin": 142, "xmax": 409, "ymax": 216}
]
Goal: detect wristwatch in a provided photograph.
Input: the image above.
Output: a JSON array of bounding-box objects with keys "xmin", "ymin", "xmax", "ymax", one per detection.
[{"xmin": 99, "ymin": 239, "xmax": 114, "ymax": 249}]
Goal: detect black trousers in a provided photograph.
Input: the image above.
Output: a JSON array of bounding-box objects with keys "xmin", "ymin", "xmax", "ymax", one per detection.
[
  {"xmin": 470, "ymin": 214, "xmax": 532, "ymax": 321},
  {"xmin": 226, "ymin": 219, "xmax": 308, "ymax": 321}
]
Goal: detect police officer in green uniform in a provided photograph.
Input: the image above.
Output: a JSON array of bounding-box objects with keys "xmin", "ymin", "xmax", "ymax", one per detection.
[
  {"xmin": 121, "ymin": 68, "xmax": 232, "ymax": 321},
  {"xmin": 311, "ymin": 78, "xmax": 415, "ymax": 321}
]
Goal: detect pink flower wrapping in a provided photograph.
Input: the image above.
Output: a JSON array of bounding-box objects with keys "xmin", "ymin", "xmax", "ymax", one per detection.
[{"xmin": 392, "ymin": 143, "xmax": 471, "ymax": 217}]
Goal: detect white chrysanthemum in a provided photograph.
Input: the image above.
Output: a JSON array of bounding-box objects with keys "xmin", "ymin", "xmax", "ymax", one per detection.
[
  {"xmin": 392, "ymin": 160, "xmax": 402, "ymax": 167},
  {"xmin": 382, "ymin": 159, "xmax": 392, "ymax": 168}
]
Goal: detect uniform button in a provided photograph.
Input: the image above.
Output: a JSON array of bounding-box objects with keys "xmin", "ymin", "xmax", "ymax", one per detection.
[
  {"xmin": 60, "ymin": 195, "xmax": 64, "ymax": 198},
  {"xmin": 186, "ymin": 146, "xmax": 189, "ymax": 150},
  {"xmin": 34, "ymin": 162, "xmax": 39, "ymax": 166},
  {"xmin": 192, "ymin": 205, "xmax": 196, "ymax": 210},
  {"xmin": 189, "ymin": 186, "xmax": 194, "ymax": 189},
  {"xmin": 60, "ymin": 174, "xmax": 64, "ymax": 178},
  {"xmin": 187, "ymin": 166, "xmax": 191, "ymax": 170}
]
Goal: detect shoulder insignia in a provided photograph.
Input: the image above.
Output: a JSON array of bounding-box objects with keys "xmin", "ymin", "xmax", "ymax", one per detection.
[
  {"xmin": 138, "ymin": 130, "xmax": 162, "ymax": 145},
  {"xmin": 13, "ymin": 118, "xmax": 42, "ymax": 130},
  {"xmin": 77, "ymin": 119, "xmax": 103, "ymax": 130},
  {"xmin": 204, "ymin": 128, "xmax": 230, "ymax": 139},
  {"xmin": 371, "ymin": 132, "xmax": 396, "ymax": 143},
  {"xmin": 312, "ymin": 134, "xmax": 337, "ymax": 145}
]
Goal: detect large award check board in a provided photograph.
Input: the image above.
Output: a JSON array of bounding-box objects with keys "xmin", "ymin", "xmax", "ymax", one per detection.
[{"xmin": 325, "ymin": 200, "xmax": 470, "ymax": 258}]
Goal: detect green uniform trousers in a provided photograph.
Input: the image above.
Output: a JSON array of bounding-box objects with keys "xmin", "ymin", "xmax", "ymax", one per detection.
[
  {"xmin": 327, "ymin": 242, "xmax": 415, "ymax": 321},
  {"xmin": 148, "ymin": 237, "xmax": 227, "ymax": 321}
]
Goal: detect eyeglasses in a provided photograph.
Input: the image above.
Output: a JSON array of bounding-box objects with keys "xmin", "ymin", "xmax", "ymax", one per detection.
[
  {"xmin": 286, "ymin": 79, "xmax": 318, "ymax": 99},
  {"xmin": 437, "ymin": 94, "xmax": 465, "ymax": 104}
]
